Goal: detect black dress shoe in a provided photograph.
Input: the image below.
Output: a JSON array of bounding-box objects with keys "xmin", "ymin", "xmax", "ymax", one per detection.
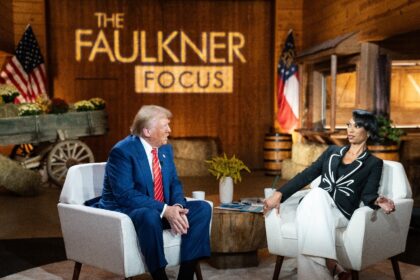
[
  {"xmin": 151, "ymin": 267, "xmax": 168, "ymax": 280},
  {"xmin": 177, "ymin": 260, "xmax": 197, "ymax": 280}
]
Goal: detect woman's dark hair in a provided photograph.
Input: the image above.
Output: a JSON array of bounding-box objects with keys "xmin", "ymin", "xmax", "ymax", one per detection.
[{"xmin": 352, "ymin": 109, "xmax": 379, "ymax": 142}]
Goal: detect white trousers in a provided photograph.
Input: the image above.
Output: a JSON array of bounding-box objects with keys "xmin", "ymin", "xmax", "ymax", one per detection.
[{"xmin": 295, "ymin": 187, "xmax": 349, "ymax": 280}]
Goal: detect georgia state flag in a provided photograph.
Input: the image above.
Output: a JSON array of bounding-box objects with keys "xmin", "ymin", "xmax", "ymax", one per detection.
[{"xmin": 277, "ymin": 31, "xmax": 299, "ymax": 133}]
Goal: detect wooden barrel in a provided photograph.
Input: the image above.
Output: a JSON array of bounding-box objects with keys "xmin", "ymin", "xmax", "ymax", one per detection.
[
  {"xmin": 263, "ymin": 133, "xmax": 292, "ymax": 176},
  {"xmin": 368, "ymin": 144, "xmax": 400, "ymax": 161}
]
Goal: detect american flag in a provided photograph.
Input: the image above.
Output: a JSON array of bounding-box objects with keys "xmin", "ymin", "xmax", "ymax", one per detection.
[
  {"xmin": 277, "ymin": 31, "xmax": 299, "ymax": 133},
  {"xmin": 0, "ymin": 25, "xmax": 48, "ymax": 103}
]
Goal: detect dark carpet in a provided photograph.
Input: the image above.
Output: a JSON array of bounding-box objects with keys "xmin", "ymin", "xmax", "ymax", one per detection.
[{"xmin": 0, "ymin": 237, "xmax": 66, "ymax": 277}]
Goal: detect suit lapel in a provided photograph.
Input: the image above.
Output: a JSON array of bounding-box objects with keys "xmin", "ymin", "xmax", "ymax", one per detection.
[
  {"xmin": 330, "ymin": 146, "xmax": 368, "ymax": 184},
  {"xmin": 133, "ymin": 136, "xmax": 155, "ymax": 197},
  {"xmin": 328, "ymin": 147, "xmax": 343, "ymax": 184}
]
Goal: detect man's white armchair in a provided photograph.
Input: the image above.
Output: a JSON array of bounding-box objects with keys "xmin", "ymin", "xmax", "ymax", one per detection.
[
  {"xmin": 265, "ymin": 160, "xmax": 413, "ymax": 280},
  {"xmin": 58, "ymin": 162, "xmax": 211, "ymax": 280}
]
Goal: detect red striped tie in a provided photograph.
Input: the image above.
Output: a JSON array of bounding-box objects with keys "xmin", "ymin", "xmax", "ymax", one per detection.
[{"xmin": 152, "ymin": 148, "xmax": 164, "ymax": 202}]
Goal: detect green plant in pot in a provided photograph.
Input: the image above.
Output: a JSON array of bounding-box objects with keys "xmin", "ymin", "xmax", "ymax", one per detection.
[
  {"xmin": 376, "ymin": 116, "xmax": 405, "ymax": 145},
  {"xmin": 368, "ymin": 116, "xmax": 405, "ymax": 161},
  {"xmin": 0, "ymin": 85, "xmax": 20, "ymax": 104},
  {"xmin": 0, "ymin": 85, "xmax": 20, "ymax": 118},
  {"xmin": 206, "ymin": 153, "xmax": 251, "ymax": 203}
]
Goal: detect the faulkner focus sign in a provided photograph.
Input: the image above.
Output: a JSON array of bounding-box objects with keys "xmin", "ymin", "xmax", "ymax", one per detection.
[
  {"xmin": 48, "ymin": 0, "xmax": 273, "ymax": 168},
  {"xmin": 75, "ymin": 12, "xmax": 247, "ymax": 94}
]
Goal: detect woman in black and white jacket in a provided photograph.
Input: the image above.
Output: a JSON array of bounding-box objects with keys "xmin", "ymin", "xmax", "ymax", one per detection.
[{"xmin": 263, "ymin": 109, "xmax": 395, "ymax": 280}]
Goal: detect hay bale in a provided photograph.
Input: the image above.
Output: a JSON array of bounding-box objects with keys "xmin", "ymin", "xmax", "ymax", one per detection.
[
  {"xmin": 174, "ymin": 158, "xmax": 210, "ymax": 177},
  {"xmin": 281, "ymin": 159, "xmax": 307, "ymax": 180},
  {"xmin": 170, "ymin": 138, "xmax": 218, "ymax": 161},
  {"xmin": 310, "ymin": 143, "xmax": 328, "ymax": 163},
  {"xmin": 292, "ymin": 142, "xmax": 328, "ymax": 166},
  {"xmin": 170, "ymin": 137, "xmax": 218, "ymax": 176},
  {"xmin": 0, "ymin": 154, "xmax": 41, "ymax": 196}
]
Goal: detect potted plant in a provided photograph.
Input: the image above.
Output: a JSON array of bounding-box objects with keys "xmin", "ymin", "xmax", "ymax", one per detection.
[
  {"xmin": 368, "ymin": 115, "xmax": 405, "ymax": 161},
  {"xmin": 18, "ymin": 103, "xmax": 43, "ymax": 116},
  {"xmin": 376, "ymin": 116, "xmax": 405, "ymax": 145},
  {"xmin": 0, "ymin": 85, "xmax": 20, "ymax": 118},
  {"xmin": 49, "ymin": 98, "xmax": 69, "ymax": 114},
  {"xmin": 73, "ymin": 100, "xmax": 95, "ymax": 112},
  {"xmin": 0, "ymin": 85, "xmax": 19, "ymax": 104},
  {"xmin": 89, "ymin": 97, "xmax": 106, "ymax": 110},
  {"xmin": 206, "ymin": 153, "xmax": 251, "ymax": 203}
]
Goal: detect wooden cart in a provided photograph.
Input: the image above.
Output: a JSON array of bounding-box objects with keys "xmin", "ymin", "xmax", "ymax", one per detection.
[{"xmin": 0, "ymin": 110, "xmax": 108, "ymax": 186}]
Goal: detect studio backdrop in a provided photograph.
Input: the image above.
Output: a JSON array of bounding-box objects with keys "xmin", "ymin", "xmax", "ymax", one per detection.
[{"xmin": 47, "ymin": 0, "xmax": 274, "ymax": 168}]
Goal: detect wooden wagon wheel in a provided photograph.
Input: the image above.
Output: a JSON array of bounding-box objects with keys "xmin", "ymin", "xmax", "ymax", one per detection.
[{"xmin": 47, "ymin": 140, "xmax": 95, "ymax": 186}]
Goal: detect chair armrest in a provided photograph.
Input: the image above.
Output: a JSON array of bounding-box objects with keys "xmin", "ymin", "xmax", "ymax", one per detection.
[
  {"xmin": 265, "ymin": 188, "xmax": 310, "ymax": 232},
  {"xmin": 264, "ymin": 190, "xmax": 310, "ymax": 256},
  {"xmin": 343, "ymin": 198, "xmax": 413, "ymax": 269},
  {"xmin": 265, "ymin": 209, "xmax": 283, "ymax": 254},
  {"xmin": 57, "ymin": 203, "xmax": 144, "ymax": 276}
]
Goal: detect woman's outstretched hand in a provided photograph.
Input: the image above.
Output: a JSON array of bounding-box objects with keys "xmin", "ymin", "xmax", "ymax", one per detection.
[
  {"xmin": 263, "ymin": 191, "xmax": 282, "ymax": 216},
  {"xmin": 376, "ymin": 195, "xmax": 395, "ymax": 214}
]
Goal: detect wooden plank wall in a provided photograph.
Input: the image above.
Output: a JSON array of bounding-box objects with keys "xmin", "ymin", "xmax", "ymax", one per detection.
[
  {"xmin": 46, "ymin": 0, "xmax": 274, "ymax": 168},
  {"xmin": 0, "ymin": 0, "xmax": 14, "ymax": 54},
  {"xmin": 11, "ymin": 0, "xmax": 419, "ymax": 66},
  {"xmin": 0, "ymin": 0, "xmax": 46, "ymax": 88},
  {"xmin": 10, "ymin": 0, "xmax": 46, "ymax": 55},
  {"xmin": 293, "ymin": 66, "xmax": 420, "ymax": 126},
  {"xmin": 275, "ymin": 0, "xmax": 303, "ymax": 54},
  {"xmin": 390, "ymin": 67, "xmax": 420, "ymax": 125},
  {"xmin": 274, "ymin": 0, "xmax": 303, "ymax": 130},
  {"xmin": 302, "ymin": 0, "xmax": 420, "ymax": 48},
  {"xmin": 2, "ymin": 0, "xmax": 420, "ymax": 169}
]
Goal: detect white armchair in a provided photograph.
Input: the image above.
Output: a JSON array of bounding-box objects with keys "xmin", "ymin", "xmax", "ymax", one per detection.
[
  {"xmin": 58, "ymin": 162, "xmax": 211, "ymax": 280},
  {"xmin": 265, "ymin": 160, "xmax": 413, "ymax": 280}
]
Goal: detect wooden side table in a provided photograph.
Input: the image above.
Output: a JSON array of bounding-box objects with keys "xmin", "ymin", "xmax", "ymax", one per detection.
[{"xmin": 209, "ymin": 208, "xmax": 267, "ymax": 269}]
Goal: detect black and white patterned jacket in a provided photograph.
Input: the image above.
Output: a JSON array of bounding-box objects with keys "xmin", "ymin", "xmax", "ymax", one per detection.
[{"xmin": 278, "ymin": 145, "xmax": 383, "ymax": 219}]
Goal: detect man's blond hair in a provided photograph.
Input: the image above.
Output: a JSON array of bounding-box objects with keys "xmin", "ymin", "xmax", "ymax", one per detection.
[{"xmin": 130, "ymin": 105, "xmax": 172, "ymax": 136}]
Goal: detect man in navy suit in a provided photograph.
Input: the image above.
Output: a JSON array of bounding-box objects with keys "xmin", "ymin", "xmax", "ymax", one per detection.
[{"xmin": 96, "ymin": 105, "xmax": 211, "ymax": 280}]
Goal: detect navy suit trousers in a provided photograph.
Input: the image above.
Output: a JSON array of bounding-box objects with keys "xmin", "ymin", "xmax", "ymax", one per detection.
[{"xmin": 127, "ymin": 200, "xmax": 211, "ymax": 273}]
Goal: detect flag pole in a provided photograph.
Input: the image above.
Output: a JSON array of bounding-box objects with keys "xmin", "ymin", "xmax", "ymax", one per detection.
[{"xmin": 272, "ymin": 1, "xmax": 280, "ymax": 133}]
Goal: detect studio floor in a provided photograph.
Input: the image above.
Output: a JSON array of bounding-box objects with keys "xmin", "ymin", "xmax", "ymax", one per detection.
[{"xmin": 1, "ymin": 171, "xmax": 420, "ymax": 279}]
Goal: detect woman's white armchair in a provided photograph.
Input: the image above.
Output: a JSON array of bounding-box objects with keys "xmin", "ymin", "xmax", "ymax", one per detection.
[
  {"xmin": 57, "ymin": 162, "xmax": 211, "ymax": 280},
  {"xmin": 265, "ymin": 160, "xmax": 413, "ymax": 280}
]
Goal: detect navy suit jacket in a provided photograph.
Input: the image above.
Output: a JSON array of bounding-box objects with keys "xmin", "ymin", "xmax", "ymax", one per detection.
[{"xmin": 97, "ymin": 135, "xmax": 186, "ymax": 214}]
